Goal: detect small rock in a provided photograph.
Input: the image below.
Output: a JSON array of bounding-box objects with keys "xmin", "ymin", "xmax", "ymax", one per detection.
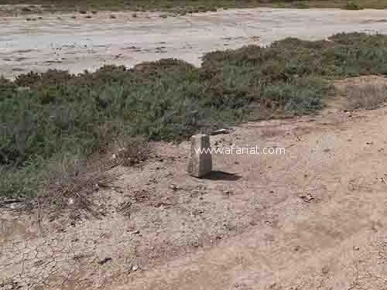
[
  {"xmin": 192, "ymin": 209, "xmax": 204, "ymax": 216},
  {"xmin": 132, "ymin": 264, "xmax": 139, "ymax": 271},
  {"xmin": 98, "ymin": 257, "xmax": 112, "ymax": 265},
  {"xmin": 170, "ymin": 184, "xmax": 179, "ymax": 191},
  {"xmin": 190, "ymin": 240, "xmax": 200, "ymax": 248},
  {"xmin": 211, "ymin": 128, "xmax": 230, "ymax": 136},
  {"xmin": 298, "ymin": 193, "xmax": 314, "ymax": 203}
]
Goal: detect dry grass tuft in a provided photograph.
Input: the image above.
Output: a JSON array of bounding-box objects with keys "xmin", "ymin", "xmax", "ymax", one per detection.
[
  {"xmin": 39, "ymin": 138, "xmax": 150, "ymax": 219},
  {"xmin": 345, "ymin": 83, "xmax": 387, "ymax": 110},
  {"xmin": 42, "ymin": 156, "xmax": 116, "ymax": 218},
  {"xmin": 114, "ymin": 137, "xmax": 151, "ymax": 167}
]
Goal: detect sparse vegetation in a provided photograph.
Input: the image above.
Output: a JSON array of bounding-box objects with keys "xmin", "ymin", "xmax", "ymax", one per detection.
[
  {"xmin": 0, "ymin": 0, "xmax": 387, "ymax": 14},
  {"xmin": 294, "ymin": 1, "xmax": 310, "ymax": 8},
  {"xmin": 343, "ymin": 1, "xmax": 363, "ymax": 10},
  {"xmin": 40, "ymin": 152, "xmax": 119, "ymax": 217},
  {"xmin": 2, "ymin": 33, "xmax": 387, "ymax": 200},
  {"xmin": 114, "ymin": 137, "xmax": 151, "ymax": 167},
  {"xmin": 344, "ymin": 83, "xmax": 387, "ymax": 110}
]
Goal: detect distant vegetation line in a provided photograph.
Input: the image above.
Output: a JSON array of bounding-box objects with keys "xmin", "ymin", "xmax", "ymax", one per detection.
[{"xmin": 0, "ymin": 0, "xmax": 385, "ymax": 12}]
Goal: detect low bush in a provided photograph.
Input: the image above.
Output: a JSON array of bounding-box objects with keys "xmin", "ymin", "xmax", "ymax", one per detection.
[
  {"xmin": 1, "ymin": 33, "xmax": 387, "ymax": 199},
  {"xmin": 1, "ymin": 0, "xmax": 386, "ymax": 12},
  {"xmin": 344, "ymin": 83, "xmax": 387, "ymax": 110},
  {"xmin": 343, "ymin": 1, "xmax": 363, "ymax": 9}
]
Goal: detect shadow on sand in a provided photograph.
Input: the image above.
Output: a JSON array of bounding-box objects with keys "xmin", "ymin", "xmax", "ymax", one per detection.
[{"xmin": 201, "ymin": 171, "xmax": 241, "ymax": 181}]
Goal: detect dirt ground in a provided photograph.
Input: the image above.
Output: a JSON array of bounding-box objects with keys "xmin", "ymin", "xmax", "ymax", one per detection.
[
  {"xmin": 1, "ymin": 76, "xmax": 387, "ymax": 289},
  {"xmin": 1, "ymin": 8, "xmax": 387, "ymax": 78}
]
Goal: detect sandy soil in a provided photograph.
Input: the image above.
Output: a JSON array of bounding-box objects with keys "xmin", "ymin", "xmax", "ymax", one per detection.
[
  {"xmin": 2, "ymin": 76, "xmax": 387, "ymax": 289},
  {"xmin": 1, "ymin": 8, "xmax": 387, "ymax": 77}
]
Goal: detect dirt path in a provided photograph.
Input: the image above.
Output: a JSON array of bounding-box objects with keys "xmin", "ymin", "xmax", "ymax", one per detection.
[
  {"xmin": 113, "ymin": 107, "xmax": 387, "ymax": 290},
  {"xmin": 1, "ymin": 8, "xmax": 387, "ymax": 77}
]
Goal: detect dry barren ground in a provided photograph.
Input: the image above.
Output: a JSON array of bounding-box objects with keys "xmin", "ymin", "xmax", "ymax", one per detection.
[
  {"xmin": 2, "ymin": 77, "xmax": 387, "ymax": 289},
  {"xmin": 0, "ymin": 8, "xmax": 387, "ymax": 77}
]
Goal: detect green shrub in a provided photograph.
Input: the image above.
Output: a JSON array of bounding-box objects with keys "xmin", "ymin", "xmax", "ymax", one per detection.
[
  {"xmin": 0, "ymin": 0, "xmax": 387, "ymax": 13},
  {"xmin": 0, "ymin": 162, "xmax": 43, "ymax": 199},
  {"xmin": 2, "ymin": 33, "xmax": 387, "ymax": 199},
  {"xmin": 343, "ymin": 1, "xmax": 363, "ymax": 9}
]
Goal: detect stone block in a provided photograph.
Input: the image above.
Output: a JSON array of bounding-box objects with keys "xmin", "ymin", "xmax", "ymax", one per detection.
[{"xmin": 188, "ymin": 134, "xmax": 212, "ymax": 177}]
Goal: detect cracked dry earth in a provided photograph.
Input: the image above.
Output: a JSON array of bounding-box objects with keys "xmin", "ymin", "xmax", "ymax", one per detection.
[{"xmin": 2, "ymin": 78, "xmax": 387, "ymax": 289}]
